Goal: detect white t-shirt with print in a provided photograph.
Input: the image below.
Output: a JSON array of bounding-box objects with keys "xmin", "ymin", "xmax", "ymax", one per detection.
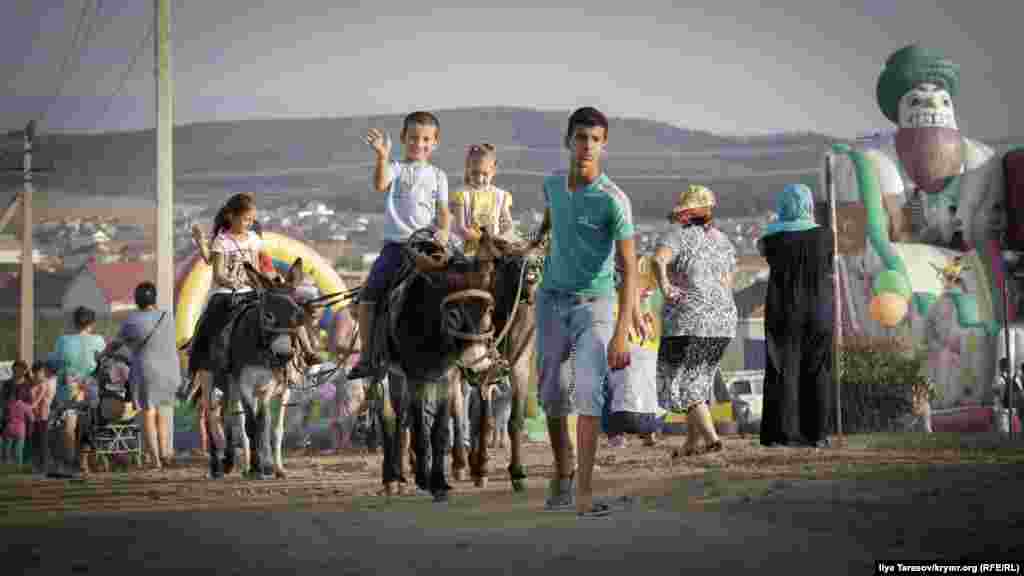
[
  {"xmin": 209, "ymin": 230, "xmax": 263, "ymax": 295},
  {"xmin": 380, "ymin": 160, "xmax": 449, "ymax": 244}
]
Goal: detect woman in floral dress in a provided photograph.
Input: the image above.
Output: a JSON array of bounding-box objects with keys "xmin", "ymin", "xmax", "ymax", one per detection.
[{"xmin": 652, "ymin": 185, "xmax": 738, "ymax": 456}]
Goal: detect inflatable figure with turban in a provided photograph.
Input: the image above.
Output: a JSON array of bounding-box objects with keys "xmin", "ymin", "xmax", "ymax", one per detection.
[{"xmin": 832, "ymin": 44, "xmax": 1000, "ymax": 330}]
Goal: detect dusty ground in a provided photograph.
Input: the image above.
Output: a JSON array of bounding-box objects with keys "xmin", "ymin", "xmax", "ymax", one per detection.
[{"xmin": 2, "ymin": 433, "xmax": 1023, "ymax": 574}]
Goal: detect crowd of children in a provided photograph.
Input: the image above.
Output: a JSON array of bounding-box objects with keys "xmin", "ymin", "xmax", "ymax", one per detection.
[{"xmin": 1, "ymin": 358, "xmax": 59, "ymax": 470}]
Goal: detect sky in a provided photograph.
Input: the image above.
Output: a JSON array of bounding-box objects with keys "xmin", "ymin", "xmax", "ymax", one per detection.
[{"xmin": 1, "ymin": 0, "xmax": 1021, "ymax": 142}]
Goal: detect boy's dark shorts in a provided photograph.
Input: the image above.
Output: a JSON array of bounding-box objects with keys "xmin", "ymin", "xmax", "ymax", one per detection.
[{"xmin": 361, "ymin": 242, "xmax": 406, "ymax": 304}]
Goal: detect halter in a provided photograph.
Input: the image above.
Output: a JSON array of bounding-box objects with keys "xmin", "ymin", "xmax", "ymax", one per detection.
[
  {"xmin": 236, "ymin": 284, "xmax": 304, "ymax": 371},
  {"xmin": 453, "ymin": 252, "xmax": 542, "ymax": 388}
]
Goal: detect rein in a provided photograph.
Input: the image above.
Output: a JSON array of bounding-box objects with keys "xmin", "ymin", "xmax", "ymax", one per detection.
[{"xmin": 287, "ymin": 321, "xmax": 360, "ymax": 392}]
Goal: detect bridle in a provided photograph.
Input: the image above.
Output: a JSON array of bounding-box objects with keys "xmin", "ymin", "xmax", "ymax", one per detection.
[
  {"xmin": 449, "ymin": 244, "xmax": 543, "ymax": 389},
  {"xmin": 239, "ymin": 281, "xmax": 305, "ymax": 370}
]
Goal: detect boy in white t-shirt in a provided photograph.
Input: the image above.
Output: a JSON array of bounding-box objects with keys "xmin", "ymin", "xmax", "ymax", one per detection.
[
  {"xmin": 348, "ymin": 111, "xmax": 450, "ymax": 380},
  {"xmin": 351, "ymin": 111, "xmax": 451, "ymax": 500}
]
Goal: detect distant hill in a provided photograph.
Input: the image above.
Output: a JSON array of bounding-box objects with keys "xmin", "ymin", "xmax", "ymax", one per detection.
[{"xmin": 0, "ymin": 107, "xmax": 839, "ymax": 220}]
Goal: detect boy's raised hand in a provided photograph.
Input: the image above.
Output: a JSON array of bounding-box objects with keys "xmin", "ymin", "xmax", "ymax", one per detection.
[{"xmin": 365, "ymin": 128, "xmax": 391, "ymax": 158}]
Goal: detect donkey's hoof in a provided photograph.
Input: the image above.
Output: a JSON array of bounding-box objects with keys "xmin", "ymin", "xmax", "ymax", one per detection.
[
  {"xmin": 275, "ymin": 468, "xmax": 288, "ymax": 479},
  {"xmin": 453, "ymin": 468, "xmax": 467, "ymax": 482},
  {"xmin": 473, "ymin": 476, "xmax": 488, "ymax": 488}
]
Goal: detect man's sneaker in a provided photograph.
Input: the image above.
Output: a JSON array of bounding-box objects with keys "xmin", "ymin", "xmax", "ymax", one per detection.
[
  {"xmin": 544, "ymin": 474, "xmax": 575, "ymax": 511},
  {"xmin": 577, "ymin": 502, "xmax": 612, "ymax": 519}
]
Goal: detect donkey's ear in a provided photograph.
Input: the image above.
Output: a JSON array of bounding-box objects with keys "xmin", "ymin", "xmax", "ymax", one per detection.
[{"xmin": 286, "ymin": 258, "xmax": 305, "ymax": 287}]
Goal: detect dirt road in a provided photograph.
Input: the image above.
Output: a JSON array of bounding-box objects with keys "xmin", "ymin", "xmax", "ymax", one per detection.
[{"xmin": 2, "ymin": 434, "xmax": 1022, "ymax": 575}]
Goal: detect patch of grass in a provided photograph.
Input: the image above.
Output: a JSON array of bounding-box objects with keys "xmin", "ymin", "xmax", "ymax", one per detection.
[
  {"xmin": 700, "ymin": 471, "xmax": 774, "ymax": 504},
  {"xmin": 0, "ymin": 463, "xmax": 33, "ymax": 476},
  {"xmin": 0, "ymin": 509, "xmax": 66, "ymax": 527},
  {"xmin": 843, "ymin": 432, "xmax": 1024, "ymax": 462},
  {"xmin": 647, "ymin": 457, "xmax": 1004, "ymax": 513}
]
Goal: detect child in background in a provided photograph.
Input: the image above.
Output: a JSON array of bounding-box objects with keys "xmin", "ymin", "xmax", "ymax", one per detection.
[
  {"xmin": 1, "ymin": 360, "xmax": 29, "ymax": 433},
  {"xmin": 29, "ymin": 358, "xmax": 59, "ymax": 474},
  {"xmin": 328, "ymin": 308, "xmax": 368, "ymax": 453},
  {"xmin": 605, "ymin": 274, "xmax": 659, "ymax": 449},
  {"xmin": 2, "ymin": 386, "xmax": 35, "ymax": 467}
]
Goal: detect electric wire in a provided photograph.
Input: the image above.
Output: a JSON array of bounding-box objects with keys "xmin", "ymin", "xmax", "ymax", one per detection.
[
  {"xmin": 36, "ymin": 0, "xmax": 99, "ymax": 129},
  {"xmin": 98, "ymin": 18, "xmax": 155, "ymax": 126}
]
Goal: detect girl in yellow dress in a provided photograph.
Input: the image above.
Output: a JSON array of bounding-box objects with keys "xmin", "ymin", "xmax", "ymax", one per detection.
[{"xmin": 450, "ymin": 143, "xmax": 514, "ymax": 255}]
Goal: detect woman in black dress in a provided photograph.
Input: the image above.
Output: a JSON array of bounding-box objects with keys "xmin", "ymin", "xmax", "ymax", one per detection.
[{"xmin": 758, "ymin": 183, "xmax": 834, "ymax": 448}]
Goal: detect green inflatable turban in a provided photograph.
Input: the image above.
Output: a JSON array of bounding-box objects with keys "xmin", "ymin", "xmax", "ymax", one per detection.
[{"xmin": 876, "ymin": 44, "xmax": 961, "ymax": 125}]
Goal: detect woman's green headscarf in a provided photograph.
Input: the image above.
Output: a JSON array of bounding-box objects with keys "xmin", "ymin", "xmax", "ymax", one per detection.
[{"xmin": 762, "ymin": 183, "xmax": 820, "ymax": 238}]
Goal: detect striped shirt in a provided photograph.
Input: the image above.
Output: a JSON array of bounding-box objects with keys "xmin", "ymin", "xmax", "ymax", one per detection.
[{"xmin": 906, "ymin": 188, "xmax": 927, "ymax": 236}]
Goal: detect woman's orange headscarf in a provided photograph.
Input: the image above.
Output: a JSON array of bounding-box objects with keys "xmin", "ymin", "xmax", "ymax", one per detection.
[{"xmin": 669, "ymin": 184, "xmax": 716, "ymax": 226}]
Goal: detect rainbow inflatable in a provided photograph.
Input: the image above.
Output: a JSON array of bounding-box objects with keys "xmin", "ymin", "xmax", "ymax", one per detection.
[{"xmin": 174, "ymin": 231, "xmax": 351, "ymax": 348}]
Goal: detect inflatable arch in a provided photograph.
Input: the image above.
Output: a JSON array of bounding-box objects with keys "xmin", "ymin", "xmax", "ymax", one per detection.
[{"xmin": 174, "ymin": 231, "xmax": 351, "ymax": 348}]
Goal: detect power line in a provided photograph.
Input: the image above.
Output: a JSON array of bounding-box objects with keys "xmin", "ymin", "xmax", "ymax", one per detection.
[
  {"xmin": 36, "ymin": 0, "xmax": 100, "ymax": 130},
  {"xmin": 98, "ymin": 18, "xmax": 154, "ymax": 127},
  {"xmin": 36, "ymin": 0, "xmax": 90, "ymax": 127}
]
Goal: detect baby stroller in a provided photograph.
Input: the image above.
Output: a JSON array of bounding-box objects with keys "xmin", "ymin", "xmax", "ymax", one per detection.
[{"xmin": 81, "ymin": 347, "xmax": 144, "ymax": 470}]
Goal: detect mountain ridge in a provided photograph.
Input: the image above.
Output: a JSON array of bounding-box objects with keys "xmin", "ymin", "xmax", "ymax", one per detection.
[{"xmin": 2, "ymin": 106, "xmax": 840, "ymax": 219}]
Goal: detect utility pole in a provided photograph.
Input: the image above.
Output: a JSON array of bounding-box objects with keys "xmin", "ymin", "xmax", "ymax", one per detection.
[
  {"xmin": 155, "ymin": 0, "xmax": 174, "ymax": 312},
  {"xmin": 826, "ymin": 152, "xmax": 843, "ymax": 438},
  {"xmin": 2, "ymin": 121, "xmax": 53, "ymax": 363},
  {"xmin": 154, "ymin": 0, "xmax": 175, "ymax": 455},
  {"xmin": 18, "ymin": 123, "xmax": 34, "ymax": 364}
]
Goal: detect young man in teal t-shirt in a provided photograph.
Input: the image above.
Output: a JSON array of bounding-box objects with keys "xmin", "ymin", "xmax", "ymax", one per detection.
[{"xmin": 526, "ymin": 107, "xmax": 645, "ymax": 517}]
